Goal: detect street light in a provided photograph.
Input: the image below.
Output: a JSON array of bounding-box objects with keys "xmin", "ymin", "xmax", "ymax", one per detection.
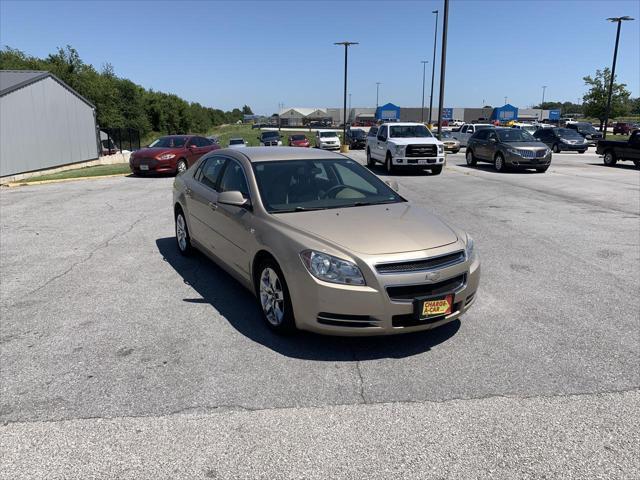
[
  {"xmin": 428, "ymin": 9, "xmax": 439, "ymax": 125},
  {"xmin": 335, "ymin": 41, "xmax": 358, "ymax": 150},
  {"xmin": 376, "ymin": 82, "xmax": 381, "ymax": 109},
  {"xmin": 348, "ymin": 93, "xmax": 352, "ymax": 123},
  {"xmin": 602, "ymin": 16, "xmax": 634, "ymax": 139},
  {"xmin": 540, "ymin": 86, "xmax": 547, "ymax": 121},
  {"xmin": 436, "ymin": 0, "xmax": 449, "ymax": 139},
  {"xmin": 420, "ymin": 61, "xmax": 429, "ymax": 123}
]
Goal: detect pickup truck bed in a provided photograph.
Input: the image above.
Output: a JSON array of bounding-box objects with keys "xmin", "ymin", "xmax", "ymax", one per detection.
[{"xmin": 595, "ymin": 131, "xmax": 640, "ymax": 168}]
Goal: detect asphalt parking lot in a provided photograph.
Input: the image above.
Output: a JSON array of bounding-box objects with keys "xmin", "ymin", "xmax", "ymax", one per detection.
[{"xmin": 1, "ymin": 149, "xmax": 639, "ymax": 478}]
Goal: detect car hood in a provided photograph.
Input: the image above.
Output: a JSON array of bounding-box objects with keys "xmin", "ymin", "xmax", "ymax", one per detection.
[
  {"xmin": 276, "ymin": 202, "xmax": 458, "ymax": 255},
  {"xmin": 504, "ymin": 142, "xmax": 546, "ymax": 148},
  {"xmin": 388, "ymin": 138, "xmax": 441, "ymax": 146}
]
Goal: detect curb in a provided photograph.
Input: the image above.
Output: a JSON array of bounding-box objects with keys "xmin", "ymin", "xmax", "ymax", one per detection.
[{"xmin": 4, "ymin": 173, "xmax": 130, "ymax": 188}]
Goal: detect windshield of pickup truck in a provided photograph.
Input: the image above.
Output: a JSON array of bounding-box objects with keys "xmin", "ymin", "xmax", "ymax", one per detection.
[{"xmin": 389, "ymin": 125, "xmax": 433, "ymax": 138}]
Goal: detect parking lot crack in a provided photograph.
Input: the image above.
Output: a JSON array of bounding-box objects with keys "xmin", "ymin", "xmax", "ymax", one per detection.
[
  {"xmin": 24, "ymin": 216, "xmax": 145, "ymax": 297},
  {"xmin": 349, "ymin": 346, "xmax": 367, "ymax": 404}
]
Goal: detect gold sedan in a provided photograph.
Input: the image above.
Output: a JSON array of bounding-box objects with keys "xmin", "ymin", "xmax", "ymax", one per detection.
[{"xmin": 173, "ymin": 147, "xmax": 480, "ymax": 335}]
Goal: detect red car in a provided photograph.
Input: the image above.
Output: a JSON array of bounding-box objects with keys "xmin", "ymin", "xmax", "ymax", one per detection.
[
  {"xmin": 288, "ymin": 134, "xmax": 310, "ymax": 147},
  {"xmin": 129, "ymin": 135, "xmax": 220, "ymax": 175},
  {"xmin": 613, "ymin": 122, "xmax": 632, "ymax": 135}
]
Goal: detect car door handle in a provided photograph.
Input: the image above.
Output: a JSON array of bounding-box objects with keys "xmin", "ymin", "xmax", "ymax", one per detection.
[{"xmin": 208, "ymin": 202, "xmax": 218, "ymax": 211}]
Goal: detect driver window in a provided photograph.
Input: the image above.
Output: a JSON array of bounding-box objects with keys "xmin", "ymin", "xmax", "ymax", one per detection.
[
  {"xmin": 487, "ymin": 131, "xmax": 497, "ymax": 141},
  {"xmin": 219, "ymin": 161, "xmax": 250, "ymax": 198},
  {"xmin": 377, "ymin": 126, "xmax": 387, "ymax": 141},
  {"xmin": 461, "ymin": 126, "xmax": 467, "ymax": 133}
]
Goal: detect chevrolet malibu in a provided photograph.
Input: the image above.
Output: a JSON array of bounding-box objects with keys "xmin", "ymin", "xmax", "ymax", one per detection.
[{"xmin": 173, "ymin": 147, "xmax": 480, "ymax": 335}]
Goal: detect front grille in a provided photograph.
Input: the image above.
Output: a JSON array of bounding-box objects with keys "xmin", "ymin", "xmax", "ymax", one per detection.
[
  {"xmin": 376, "ymin": 251, "xmax": 465, "ymax": 274},
  {"xmin": 406, "ymin": 144, "xmax": 437, "ymax": 157},
  {"xmin": 317, "ymin": 312, "xmax": 378, "ymax": 328},
  {"xmin": 386, "ymin": 274, "xmax": 466, "ymax": 301},
  {"xmin": 135, "ymin": 157, "xmax": 158, "ymax": 168}
]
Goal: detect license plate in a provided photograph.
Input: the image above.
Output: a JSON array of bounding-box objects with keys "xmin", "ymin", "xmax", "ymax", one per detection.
[
  {"xmin": 418, "ymin": 295, "xmax": 453, "ymax": 319},
  {"xmin": 140, "ymin": 165, "xmax": 149, "ymax": 171},
  {"xmin": 418, "ymin": 159, "xmax": 428, "ymax": 165}
]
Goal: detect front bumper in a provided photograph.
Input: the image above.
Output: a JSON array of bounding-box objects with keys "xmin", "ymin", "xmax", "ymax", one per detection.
[
  {"xmin": 287, "ymin": 248, "xmax": 480, "ymax": 336},
  {"xmin": 558, "ymin": 143, "xmax": 588, "ymax": 151},
  {"xmin": 319, "ymin": 143, "xmax": 340, "ymax": 150},
  {"xmin": 505, "ymin": 152, "xmax": 552, "ymax": 167},
  {"xmin": 130, "ymin": 157, "xmax": 177, "ymax": 174},
  {"xmin": 392, "ymin": 156, "xmax": 446, "ymax": 167}
]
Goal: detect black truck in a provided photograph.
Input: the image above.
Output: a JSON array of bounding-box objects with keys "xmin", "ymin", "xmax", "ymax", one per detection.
[{"xmin": 596, "ymin": 130, "xmax": 640, "ymax": 168}]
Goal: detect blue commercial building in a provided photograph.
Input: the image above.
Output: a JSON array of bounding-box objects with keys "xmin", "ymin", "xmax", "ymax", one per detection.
[
  {"xmin": 491, "ymin": 104, "xmax": 519, "ymax": 122},
  {"xmin": 375, "ymin": 103, "xmax": 401, "ymax": 121}
]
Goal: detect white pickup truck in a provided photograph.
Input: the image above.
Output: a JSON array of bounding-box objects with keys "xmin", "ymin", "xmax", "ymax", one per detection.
[
  {"xmin": 365, "ymin": 122, "xmax": 445, "ymax": 174},
  {"xmin": 451, "ymin": 123, "xmax": 494, "ymax": 147}
]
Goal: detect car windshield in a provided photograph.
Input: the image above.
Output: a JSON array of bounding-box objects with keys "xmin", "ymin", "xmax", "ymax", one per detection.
[
  {"xmin": 475, "ymin": 125, "xmax": 493, "ymax": 131},
  {"xmin": 389, "ymin": 125, "xmax": 432, "ymax": 138},
  {"xmin": 555, "ymin": 128, "xmax": 582, "ymax": 138},
  {"xmin": 262, "ymin": 132, "xmax": 279, "ymax": 139},
  {"xmin": 350, "ymin": 130, "xmax": 366, "ymax": 138},
  {"xmin": 577, "ymin": 124, "xmax": 597, "ymax": 133},
  {"xmin": 229, "ymin": 139, "xmax": 244, "ymax": 145},
  {"xmin": 290, "ymin": 135, "xmax": 306, "ymax": 141},
  {"xmin": 319, "ymin": 131, "xmax": 338, "ymax": 138},
  {"xmin": 148, "ymin": 136, "xmax": 187, "ymax": 148},
  {"xmin": 497, "ymin": 129, "xmax": 535, "ymax": 142},
  {"xmin": 441, "ymin": 132, "xmax": 453, "ymax": 138},
  {"xmin": 253, "ymin": 159, "xmax": 404, "ymax": 213}
]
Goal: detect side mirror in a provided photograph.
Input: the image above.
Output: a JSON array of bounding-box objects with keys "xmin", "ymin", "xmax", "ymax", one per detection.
[
  {"xmin": 385, "ymin": 180, "xmax": 399, "ymax": 192},
  {"xmin": 489, "ymin": 137, "xmax": 497, "ymax": 143},
  {"xmin": 218, "ymin": 190, "xmax": 249, "ymax": 208}
]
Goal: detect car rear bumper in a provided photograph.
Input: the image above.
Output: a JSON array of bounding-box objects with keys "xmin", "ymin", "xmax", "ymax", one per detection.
[
  {"xmin": 289, "ymin": 252, "xmax": 480, "ymax": 336},
  {"xmin": 558, "ymin": 144, "xmax": 588, "ymax": 151}
]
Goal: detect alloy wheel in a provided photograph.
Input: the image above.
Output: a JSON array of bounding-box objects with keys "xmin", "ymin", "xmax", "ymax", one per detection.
[
  {"xmin": 259, "ymin": 267, "xmax": 285, "ymax": 326},
  {"xmin": 177, "ymin": 160, "xmax": 187, "ymax": 174},
  {"xmin": 495, "ymin": 154, "xmax": 505, "ymax": 172},
  {"xmin": 176, "ymin": 214, "xmax": 187, "ymax": 251}
]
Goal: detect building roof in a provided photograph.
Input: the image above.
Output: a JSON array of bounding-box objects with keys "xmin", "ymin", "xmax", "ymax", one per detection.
[
  {"xmin": 0, "ymin": 70, "xmax": 95, "ymax": 108},
  {"xmin": 280, "ymin": 107, "xmax": 327, "ymax": 117}
]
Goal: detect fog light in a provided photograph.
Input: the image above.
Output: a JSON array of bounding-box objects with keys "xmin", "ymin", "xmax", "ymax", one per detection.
[{"xmin": 397, "ymin": 159, "xmax": 404, "ymax": 163}]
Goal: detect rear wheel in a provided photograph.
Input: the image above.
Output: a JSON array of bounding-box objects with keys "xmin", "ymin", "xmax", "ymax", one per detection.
[
  {"xmin": 175, "ymin": 209, "xmax": 192, "ymax": 256},
  {"xmin": 430, "ymin": 165, "xmax": 443, "ymax": 175},
  {"xmin": 257, "ymin": 259, "xmax": 296, "ymax": 334},
  {"xmin": 633, "ymin": 160, "xmax": 640, "ymax": 169},
  {"xmin": 494, "ymin": 153, "xmax": 506, "ymax": 172},
  {"xmin": 552, "ymin": 143, "xmax": 561, "ymax": 153},
  {"xmin": 385, "ymin": 153, "xmax": 395, "ymax": 174},
  {"xmin": 465, "ymin": 149, "xmax": 477, "ymax": 166},
  {"xmin": 603, "ymin": 151, "xmax": 617, "ymax": 166}
]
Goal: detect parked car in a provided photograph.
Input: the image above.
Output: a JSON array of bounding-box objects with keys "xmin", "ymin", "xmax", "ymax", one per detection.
[
  {"xmin": 315, "ymin": 130, "xmax": 341, "ymax": 150},
  {"xmin": 228, "ymin": 138, "xmax": 247, "ymax": 149},
  {"xmin": 511, "ymin": 123, "xmax": 538, "ymax": 136},
  {"xmin": 366, "ymin": 122, "xmax": 445, "ymax": 174},
  {"xmin": 345, "ymin": 129, "xmax": 367, "ymax": 149},
  {"xmin": 596, "ymin": 130, "xmax": 640, "ymax": 168},
  {"xmin": 259, "ymin": 131, "xmax": 282, "ymax": 146},
  {"xmin": 612, "ymin": 122, "xmax": 632, "ymax": 135},
  {"xmin": 172, "ymin": 147, "xmax": 480, "ymax": 335},
  {"xmin": 288, "ymin": 134, "xmax": 310, "ymax": 148},
  {"xmin": 451, "ymin": 123, "xmax": 494, "ymax": 147},
  {"xmin": 565, "ymin": 122, "xmax": 603, "ymax": 144},
  {"xmin": 466, "ymin": 127, "xmax": 551, "ymax": 173},
  {"xmin": 533, "ymin": 127, "xmax": 588, "ymax": 153},
  {"xmin": 440, "ymin": 131, "xmax": 461, "ymax": 153},
  {"xmin": 129, "ymin": 135, "xmax": 219, "ymax": 175}
]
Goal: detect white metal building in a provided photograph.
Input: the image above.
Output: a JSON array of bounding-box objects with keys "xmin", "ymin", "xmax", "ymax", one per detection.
[{"xmin": 0, "ymin": 70, "xmax": 99, "ymax": 177}]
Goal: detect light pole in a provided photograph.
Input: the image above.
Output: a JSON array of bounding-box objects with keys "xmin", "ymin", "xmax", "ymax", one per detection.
[
  {"xmin": 420, "ymin": 60, "xmax": 428, "ymax": 123},
  {"xmin": 436, "ymin": 0, "xmax": 449, "ymax": 139},
  {"xmin": 428, "ymin": 9, "xmax": 439, "ymax": 125},
  {"xmin": 376, "ymin": 82, "xmax": 381, "ymax": 109},
  {"xmin": 540, "ymin": 86, "xmax": 547, "ymax": 121},
  {"xmin": 348, "ymin": 93, "xmax": 352, "ymax": 124},
  {"xmin": 334, "ymin": 41, "xmax": 358, "ymax": 149},
  {"xmin": 602, "ymin": 16, "xmax": 634, "ymax": 139}
]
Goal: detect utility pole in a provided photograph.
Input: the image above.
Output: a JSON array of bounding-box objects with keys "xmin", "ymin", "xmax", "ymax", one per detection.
[
  {"xmin": 348, "ymin": 93, "xmax": 352, "ymax": 124},
  {"xmin": 376, "ymin": 82, "xmax": 381, "ymax": 109},
  {"xmin": 420, "ymin": 61, "xmax": 428, "ymax": 123},
  {"xmin": 334, "ymin": 41, "xmax": 359, "ymax": 150},
  {"xmin": 428, "ymin": 9, "xmax": 439, "ymax": 125},
  {"xmin": 436, "ymin": 0, "xmax": 449, "ymax": 139},
  {"xmin": 540, "ymin": 86, "xmax": 547, "ymax": 121},
  {"xmin": 603, "ymin": 16, "xmax": 634, "ymax": 138}
]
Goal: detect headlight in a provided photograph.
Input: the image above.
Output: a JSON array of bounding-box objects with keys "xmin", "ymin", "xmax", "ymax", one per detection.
[
  {"xmin": 393, "ymin": 144, "xmax": 405, "ymax": 155},
  {"xmin": 158, "ymin": 153, "xmax": 176, "ymax": 160},
  {"xmin": 506, "ymin": 147, "xmax": 520, "ymax": 155},
  {"xmin": 300, "ymin": 250, "xmax": 366, "ymax": 286},
  {"xmin": 465, "ymin": 235, "xmax": 475, "ymax": 260},
  {"xmin": 438, "ymin": 144, "xmax": 444, "ymax": 154}
]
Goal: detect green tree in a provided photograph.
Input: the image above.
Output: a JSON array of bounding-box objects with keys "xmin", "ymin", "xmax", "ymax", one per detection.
[
  {"xmin": 242, "ymin": 104, "xmax": 253, "ymax": 115},
  {"xmin": 582, "ymin": 68, "xmax": 631, "ymax": 130}
]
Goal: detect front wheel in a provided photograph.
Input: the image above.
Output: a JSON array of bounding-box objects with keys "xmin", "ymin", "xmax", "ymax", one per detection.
[
  {"xmin": 535, "ymin": 166, "xmax": 549, "ymax": 173},
  {"xmin": 494, "ymin": 153, "xmax": 506, "ymax": 172},
  {"xmin": 430, "ymin": 165, "xmax": 443, "ymax": 175},
  {"xmin": 366, "ymin": 148, "xmax": 374, "ymax": 167},
  {"xmin": 633, "ymin": 160, "xmax": 640, "ymax": 169},
  {"xmin": 552, "ymin": 143, "xmax": 561, "ymax": 153},
  {"xmin": 603, "ymin": 151, "xmax": 617, "ymax": 166},
  {"xmin": 385, "ymin": 153, "xmax": 395, "ymax": 174},
  {"xmin": 578, "ymin": 150, "xmax": 586, "ymax": 154},
  {"xmin": 257, "ymin": 260, "xmax": 296, "ymax": 334},
  {"xmin": 466, "ymin": 149, "xmax": 477, "ymax": 166},
  {"xmin": 176, "ymin": 159, "xmax": 188, "ymax": 175}
]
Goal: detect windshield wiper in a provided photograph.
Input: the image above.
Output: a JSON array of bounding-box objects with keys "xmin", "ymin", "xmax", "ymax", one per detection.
[{"xmin": 272, "ymin": 206, "xmax": 327, "ymax": 213}]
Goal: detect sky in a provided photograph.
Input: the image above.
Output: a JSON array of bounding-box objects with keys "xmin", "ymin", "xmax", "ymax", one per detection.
[{"xmin": 1, "ymin": 0, "xmax": 639, "ymax": 114}]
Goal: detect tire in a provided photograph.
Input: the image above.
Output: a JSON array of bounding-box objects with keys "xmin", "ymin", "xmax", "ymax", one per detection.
[
  {"xmin": 552, "ymin": 143, "xmax": 561, "ymax": 153},
  {"xmin": 256, "ymin": 259, "xmax": 296, "ymax": 334},
  {"xmin": 430, "ymin": 165, "xmax": 443, "ymax": 175},
  {"xmin": 603, "ymin": 151, "xmax": 617, "ymax": 166},
  {"xmin": 385, "ymin": 152, "xmax": 395, "ymax": 174},
  {"xmin": 176, "ymin": 159, "xmax": 188, "ymax": 175},
  {"xmin": 535, "ymin": 166, "xmax": 549, "ymax": 173},
  {"xmin": 494, "ymin": 153, "xmax": 506, "ymax": 172},
  {"xmin": 465, "ymin": 149, "xmax": 477, "ymax": 166},
  {"xmin": 366, "ymin": 148, "xmax": 374, "ymax": 167},
  {"xmin": 175, "ymin": 209, "xmax": 192, "ymax": 256},
  {"xmin": 633, "ymin": 160, "xmax": 640, "ymax": 169},
  {"xmin": 578, "ymin": 150, "xmax": 586, "ymax": 154}
]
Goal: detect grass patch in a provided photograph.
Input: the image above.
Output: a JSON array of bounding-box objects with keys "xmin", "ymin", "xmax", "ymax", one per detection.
[
  {"xmin": 604, "ymin": 135, "xmax": 630, "ymax": 142},
  {"xmin": 20, "ymin": 163, "xmax": 131, "ymax": 183}
]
